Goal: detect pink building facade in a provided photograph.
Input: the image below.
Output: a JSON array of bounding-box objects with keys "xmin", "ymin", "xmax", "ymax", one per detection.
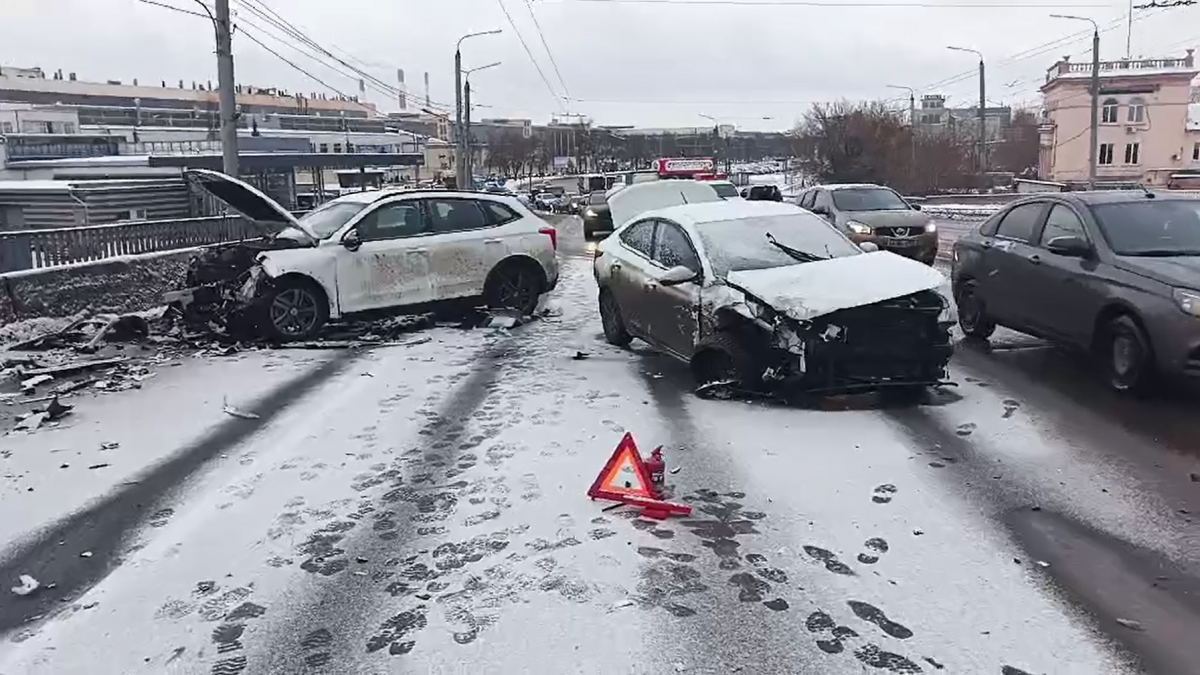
[{"xmin": 1038, "ymin": 50, "xmax": 1197, "ymax": 187}]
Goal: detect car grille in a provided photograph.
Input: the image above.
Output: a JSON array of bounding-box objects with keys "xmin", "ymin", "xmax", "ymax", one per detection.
[
  {"xmin": 810, "ymin": 290, "xmax": 949, "ymax": 358},
  {"xmin": 874, "ymin": 226, "xmax": 922, "ymax": 238}
]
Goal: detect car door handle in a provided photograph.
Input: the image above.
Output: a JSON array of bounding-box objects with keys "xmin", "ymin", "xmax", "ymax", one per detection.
[
  {"xmin": 611, "ymin": 262, "xmax": 622, "ymax": 271},
  {"xmin": 485, "ymin": 238, "xmax": 503, "ymax": 244},
  {"xmin": 644, "ymin": 282, "xmax": 658, "ymax": 291}
]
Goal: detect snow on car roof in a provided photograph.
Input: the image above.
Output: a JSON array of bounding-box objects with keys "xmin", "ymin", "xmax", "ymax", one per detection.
[
  {"xmin": 332, "ymin": 189, "xmax": 510, "ymax": 205},
  {"xmin": 647, "ymin": 199, "xmax": 803, "ymax": 225},
  {"xmin": 821, "ymin": 183, "xmax": 890, "ymax": 191}
]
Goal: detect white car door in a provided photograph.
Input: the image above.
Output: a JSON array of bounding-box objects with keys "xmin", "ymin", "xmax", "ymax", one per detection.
[
  {"xmin": 420, "ymin": 197, "xmax": 508, "ymax": 300},
  {"xmin": 334, "ymin": 199, "xmax": 435, "ymax": 312}
]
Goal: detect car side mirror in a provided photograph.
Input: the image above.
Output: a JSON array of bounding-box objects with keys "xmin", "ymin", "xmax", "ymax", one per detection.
[
  {"xmin": 911, "ymin": 203, "xmax": 923, "ymax": 211},
  {"xmin": 1046, "ymin": 235, "xmax": 1091, "ymax": 257},
  {"xmin": 859, "ymin": 242, "xmax": 880, "ymax": 253},
  {"xmin": 660, "ymin": 265, "xmax": 699, "ymax": 286},
  {"xmin": 342, "ymin": 229, "xmax": 362, "ymax": 251}
]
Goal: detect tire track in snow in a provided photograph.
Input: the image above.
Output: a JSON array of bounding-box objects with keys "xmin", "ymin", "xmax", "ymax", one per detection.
[
  {"xmin": 0, "ymin": 350, "xmax": 362, "ymax": 638},
  {"xmin": 883, "ymin": 404, "xmax": 1165, "ymax": 675}
]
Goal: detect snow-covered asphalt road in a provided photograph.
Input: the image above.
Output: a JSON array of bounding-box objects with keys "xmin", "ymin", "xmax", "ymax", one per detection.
[{"xmin": 2, "ymin": 216, "xmax": 1199, "ymax": 675}]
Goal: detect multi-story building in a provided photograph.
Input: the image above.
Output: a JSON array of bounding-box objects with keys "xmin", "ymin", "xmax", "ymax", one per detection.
[
  {"xmin": 917, "ymin": 94, "xmax": 1012, "ymax": 142},
  {"xmin": 1038, "ymin": 50, "xmax": 1198, "ymax": 186}
]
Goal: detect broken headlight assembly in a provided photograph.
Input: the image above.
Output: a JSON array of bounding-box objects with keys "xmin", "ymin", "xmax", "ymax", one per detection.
[{"xmin": 743, "ymin": 295, "xmax": 778, "ymax": 323}]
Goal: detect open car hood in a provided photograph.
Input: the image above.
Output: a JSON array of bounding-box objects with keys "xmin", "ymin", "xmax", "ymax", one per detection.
[
  {"xmin": 725, "ymin": 251, "xmax": 946, "ymax": 322},
  {"xmin": 608, "ymin": 180, "xmax": 723, "ymax": 230},
  {"xmin": 184, "ymin": 168, "xmax": 317, "ymax": 245}
]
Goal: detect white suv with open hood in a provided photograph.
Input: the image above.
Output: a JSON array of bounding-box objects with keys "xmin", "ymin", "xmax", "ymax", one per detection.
[{"xmin": 181, "ymin": 169, "xmax": 559, "ymax": 341}]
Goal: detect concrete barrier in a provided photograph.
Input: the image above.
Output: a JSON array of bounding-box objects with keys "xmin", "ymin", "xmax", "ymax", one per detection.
[{"xmin": 0, "ymin": 247, "xmax": 202, "ymax": 326}]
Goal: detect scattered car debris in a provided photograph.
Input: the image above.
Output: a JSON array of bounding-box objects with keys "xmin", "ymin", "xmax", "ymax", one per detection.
[
  {"xmin": 81, "ymin": 602, "xmax": 100, "ymax": 610},
  {"xmin": 100, "ymin": 442, "xmax": 120, "ymax": 451},
  {"xmin": 20, "ymin": 374, "xmax": 53, "ymax": 392},
  {"xmin": 1190, "ymin": 473, "xmax": 1199, "ymax": 483},
  {"xmin": 10, "ymin": 574, "xmax": 40, "ymax": 597},
  {"xmin": 80, "ymin": 551, "xmax": 93, "ymax": 558},
  {"xmin": 18, "ymin": 357, "xmax": 129, "ymax": 380},
  {"xmin": 572, "ymin": 351, "xmax": 590, "ymax": 361},
  {"xmin": 13, "ymin": 411, "xmax": 50, "ymax": 432},
  {"xmin": 88, "ymin": 464, "xmax": 111, "ymax": 470},
  {"xmin": 1115, "ymin": 618, "xmax": 1144, "ymax": 631},
  {"xmin": 608, "ymin": 599, "xmax": 636, "ymax": 612},
  {"xmin": 222, "ymin": 399, "xmax": 261, "ymax": 420}
]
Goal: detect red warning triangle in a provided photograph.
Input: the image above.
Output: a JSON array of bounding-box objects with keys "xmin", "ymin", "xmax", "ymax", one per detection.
[{"xmin": 588, "ymin": 432, "xmax": 655, "ymax": 501}]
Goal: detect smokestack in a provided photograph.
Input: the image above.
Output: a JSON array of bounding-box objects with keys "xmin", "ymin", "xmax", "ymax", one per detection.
[
  {"xmin": 397, "ymin": 69, "xmax": 407, "ymax": 111},
  {"xmin": 424, "ymin": 72, "xmax": 431, "ymax": 108}
]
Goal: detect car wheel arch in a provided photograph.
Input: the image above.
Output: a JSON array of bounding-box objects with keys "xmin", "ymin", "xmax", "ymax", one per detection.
[
  {"xmin": 267, "ymin": 272, "xmax": 331, "ymax": 310},
  {"xmin": 1091, "ymin": 302, "xmax": 1152, "ymax": 354},
  {"xmin": 486, "ymin": 254, "xmax": 548, "ymax": 292}
]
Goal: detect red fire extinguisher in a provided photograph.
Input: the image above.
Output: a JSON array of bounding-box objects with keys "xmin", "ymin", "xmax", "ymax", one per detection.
[{"xmin": 645, "ymin": 446, "xmax": 666, "ymax": 499}]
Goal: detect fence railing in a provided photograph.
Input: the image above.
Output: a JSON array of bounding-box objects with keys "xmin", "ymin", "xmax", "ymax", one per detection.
[{"xmin": 0, "ymin": 216, "xmax": 257, "ymax": 273}]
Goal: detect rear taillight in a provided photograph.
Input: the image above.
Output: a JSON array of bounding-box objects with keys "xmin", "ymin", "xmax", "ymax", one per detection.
[{"xmin": 539, "ymin": 227, "xmax": 557, "ymax": 250}]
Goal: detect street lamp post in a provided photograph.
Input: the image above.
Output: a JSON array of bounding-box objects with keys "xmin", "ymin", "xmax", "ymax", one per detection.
[
  {"xmin": 888, "ymin": 84, "xmax": 917, "ymax": 190},
  {"xmin": 699, "ymin": 113, "xmax": 732, "ymax": 173},
  {"xmin": 947, "ymin": 46, "xmax": 987, "ymax": 177},
  {"xmin": 455, "ymin": 30, "xmax": 502, "ymax": 189},
  {"xmin": 462, "ymin": 62, "xmax": 501, "ymax": 187},
  {"xmin": 1052, "ymin": 14, "xmax": 1100, "ymax": 190}
]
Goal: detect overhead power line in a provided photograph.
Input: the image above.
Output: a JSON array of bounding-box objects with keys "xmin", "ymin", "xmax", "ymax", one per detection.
[
  {"xmin": 547, "ymin": 0, "xmax": 1111, "ymax": 7},
  {"xmin": 135, "ymin": 0, "xmax": 209, "ymax": 19},
  {"xmin": 234, "ymin": 0, "xmax": 450, "ymax": 110},
  {"xmin": 1133, "ymin": 0, "xmax": 1195, "ymax": 7},
  {"xmin": 237, "ymin": 24, "xmax": 352, "ymax": 100},
  {"xmin": 496, "ymin": 0, "xmax": 567, "ymax": 110},
  {"xmin": 523, "ymin": 0, "xmax": 571, "ymax": 97}
]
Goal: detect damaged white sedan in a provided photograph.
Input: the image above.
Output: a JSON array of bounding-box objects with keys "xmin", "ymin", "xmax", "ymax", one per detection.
[
  {"xmin": 593, "ymin": 192, "xmax": 953, "ymax": 398},
  {"xmin": 170, "ymin": 170, "xmax": 558, "ymax": 341}
]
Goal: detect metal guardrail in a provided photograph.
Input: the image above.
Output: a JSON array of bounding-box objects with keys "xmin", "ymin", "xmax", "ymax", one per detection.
[{"xmin": 0, "ymin": 216, "xmax": 256, "ymax": 273}]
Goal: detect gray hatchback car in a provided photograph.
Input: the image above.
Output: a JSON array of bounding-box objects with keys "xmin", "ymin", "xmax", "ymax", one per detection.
[{"xmin": 951, "ymin": 191, "xmax": 1200, "ymax": 392}]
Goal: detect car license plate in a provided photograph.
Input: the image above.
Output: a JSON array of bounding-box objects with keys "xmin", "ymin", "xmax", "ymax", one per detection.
[{"xmin": 884, "ymin": 237, "xmax": 917, "ymax": 248}]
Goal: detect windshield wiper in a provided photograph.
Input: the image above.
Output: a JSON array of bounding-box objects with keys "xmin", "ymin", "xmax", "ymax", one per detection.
[
  {"xmin": 765, "ymin": 232, "xmax": 827, "ymax": 263},
  {"xmin": 1126, "ymin": 249, "xmax": 1200, "ymax": 257}
]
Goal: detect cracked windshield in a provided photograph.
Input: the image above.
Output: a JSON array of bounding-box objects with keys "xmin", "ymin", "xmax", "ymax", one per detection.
[{"xmin": 5, "ymin": 0, "xmax": 1200, "ymax": 673}]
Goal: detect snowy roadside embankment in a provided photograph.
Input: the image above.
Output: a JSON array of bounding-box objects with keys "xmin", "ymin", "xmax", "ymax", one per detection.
[{"xmin": 920, "ymin": 203, "xmax": 999, "ymax": 221}]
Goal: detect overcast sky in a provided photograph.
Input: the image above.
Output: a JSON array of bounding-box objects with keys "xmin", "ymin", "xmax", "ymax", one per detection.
[{"xmin": 2, "ymin": 0, "xmax": 1196, "ymax": 130}]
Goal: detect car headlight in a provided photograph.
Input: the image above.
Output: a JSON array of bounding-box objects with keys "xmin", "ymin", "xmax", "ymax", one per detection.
[
  {"xmin": 1173, "ymin": 288, "xmax": 1200, "ymax": 317},
  {"xmin": 585, "ymin": 209, "xmax": 596, "ymax": 217},
  {"xmin": 847, "ymin": 221, "xmax": 872, "ymax": 235},
  {"xmin": 924, "ymin": 222, "xmax": 937, "ymax": 233}
]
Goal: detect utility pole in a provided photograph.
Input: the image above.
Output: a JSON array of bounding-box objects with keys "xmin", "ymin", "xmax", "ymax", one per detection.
[
  {"xmin": 464, "ymin": 81, "xmax": 473, "ymax": 185},
  {"xmin": 1053, "ymin": 15, "xmax": 1101, "ymax": 189},
  {"xmin": 887, "ymin": 85, "xmax": 917, "ymax": 190},
  {"xmin": 214, "ymin": 0, "xmax": 239, "ymax": 176},
  {"xmin": 947, "ymin": 47, "xmax": 987, "ymax": 178},
  {"xmin": 454, "ymin": 30, "xmax": 502, "ymax": 190},
  {"xmin": 454, "ymin": 48, "xmax": 463, "ymax": 189},
  {"xmin": 977, "ymin": 58, "xmax": 986, "ymax": 176},
  {"xmin": 1089, "ymin": 27, "xmax": 1100, "ymax": 189}
]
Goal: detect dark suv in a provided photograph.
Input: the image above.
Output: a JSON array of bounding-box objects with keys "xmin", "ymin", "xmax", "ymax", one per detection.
[
  {"xmin": 796, "ymin": 184, "xmax": 938, "ymax": 265},
  {"xmin": 951, "ymin": 191, "xmax": 1200, "ymax": 392}
]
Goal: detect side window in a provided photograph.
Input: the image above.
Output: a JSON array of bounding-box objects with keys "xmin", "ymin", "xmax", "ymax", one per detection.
[
  {"xmin": 356, "ymin": 202, "xmax": 425, "ymax": 241},
  {"xmin": 814, "ymin": 190, "xmax": 833, "ymax": 213},
  {"xmin": 426, "ymin": 199, "xmax": 489, "ymax": 233},
  {"xmin": 481, "ymin": 201, "xmax": 519, "ymax": 226},
  {"xmin": 620, "ymin": 220, "xmax": 656, "ymax": 256},
  {"xmin": 799, "ymin": 190, "xmax": 816, "ymax": 209},
  {"xmin": 1039, "ymin": 204, "xmax": 1086, "ymax": 246},
  {"xmin": 995, "ymin": 202, "xmax": 1045, "ymax": 242},
  {"xmin": 653, "ymin": 221, "xmax": 701, "ymax": 273}
]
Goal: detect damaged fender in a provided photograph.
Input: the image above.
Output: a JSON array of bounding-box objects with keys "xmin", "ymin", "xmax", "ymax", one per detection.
[{"xmin": 255, "ymin": 250, "xmax": 341, "ymax": 318}]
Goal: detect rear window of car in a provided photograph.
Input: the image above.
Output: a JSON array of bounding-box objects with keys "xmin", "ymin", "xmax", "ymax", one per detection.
[
  {"xmin": 994, "ymin": 202, "xmax": 1045, "ymax": 242},
  {"xmin": 710, "ymin": 183, "xmax": 740, "ymax": 199},
  {"xmin": 589, "ymin": 193, "xmax": 607, "ymax": 205}
]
